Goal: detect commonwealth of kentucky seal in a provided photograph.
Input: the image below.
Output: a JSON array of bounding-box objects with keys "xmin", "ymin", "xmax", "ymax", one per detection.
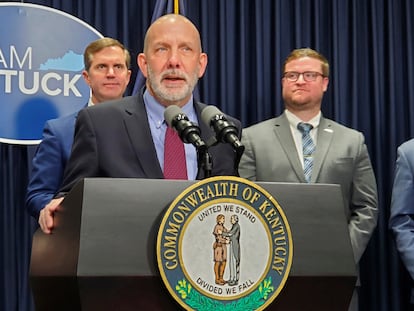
[{"xmin": 156, "ymin": 176, "xmax": 293, "ymax": 310}]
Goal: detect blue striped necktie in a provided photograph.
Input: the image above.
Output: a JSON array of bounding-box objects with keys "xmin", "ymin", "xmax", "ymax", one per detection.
[{"xmin": 297, "ymin": 122, "xmax": 315, "ymax": 183}]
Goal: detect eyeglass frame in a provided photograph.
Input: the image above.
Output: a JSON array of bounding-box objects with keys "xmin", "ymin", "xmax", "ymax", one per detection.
[{"xmin": 283, "ymin": 71, "xmax": 326, "ymax": 82}]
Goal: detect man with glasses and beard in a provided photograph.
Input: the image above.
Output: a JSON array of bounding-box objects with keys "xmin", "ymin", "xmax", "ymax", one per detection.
[{"xmin": 238, "ymin": 48, "xmax": 378, "ymax": 311}]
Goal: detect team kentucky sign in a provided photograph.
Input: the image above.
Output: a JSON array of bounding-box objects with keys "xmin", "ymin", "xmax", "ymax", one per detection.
[
  {"xmin": 0, "ymin": 3, "xmax": 102, "ymax": 144},
  {"xmin": 157, "ymin": 176, "xmax": 293, "ymax": 310}
]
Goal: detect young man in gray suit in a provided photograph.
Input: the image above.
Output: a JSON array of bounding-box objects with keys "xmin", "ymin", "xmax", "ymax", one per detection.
[{"xmin": 239, "ymin": 48, "xmax": 378, "ymax": 311}]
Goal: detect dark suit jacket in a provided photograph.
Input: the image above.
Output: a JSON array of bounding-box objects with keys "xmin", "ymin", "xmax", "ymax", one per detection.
[
  {"xmin": 59, "ymin": 93, "xmax": 241, "ymax": 194},
  {"xmin": 26, "ymin": 108, "xmax": 84, "ymax": 219}
]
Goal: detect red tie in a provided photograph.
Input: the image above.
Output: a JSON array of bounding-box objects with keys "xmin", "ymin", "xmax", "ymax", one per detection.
[{"xmin": 164, "ymin": 127, "xmax": 188, "ymax": 179}]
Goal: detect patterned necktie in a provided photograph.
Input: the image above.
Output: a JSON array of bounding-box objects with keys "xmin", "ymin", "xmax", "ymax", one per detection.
[
  {"xmin": 164, "ymin": 127, "xmax": 188, "ymax": 179},
  {"xmin": 297, "ymin": 122, "xmax": 315, "ymax": 183}
]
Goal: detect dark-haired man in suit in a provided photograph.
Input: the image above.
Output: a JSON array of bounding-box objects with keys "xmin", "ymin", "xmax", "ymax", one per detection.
[{"xmin": 27, "ymin": 37, "xmax": 131, "ymax": 226}]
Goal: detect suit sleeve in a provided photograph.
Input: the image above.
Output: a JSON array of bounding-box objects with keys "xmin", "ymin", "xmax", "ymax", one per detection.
[
  {"xmin": 390, "ymin": 144, "xmax": 414, "ymax": 280},
  {"xmin": 58, "ymin": 109, "xmax": 99, "ymax": 195},
  {"xmin": 239, "ymin": 129, "xmax": 257, "ymax": 181},
  {"xmin": 348, "ymin": 134, "xmax": 378, "ymax": 263},
  {"xmin": 25, "ymin": 122, "xmax": 65, "ymax": 219}
]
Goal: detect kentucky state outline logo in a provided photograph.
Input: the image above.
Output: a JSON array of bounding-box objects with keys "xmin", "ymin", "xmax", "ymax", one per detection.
[{"xmin": 157, "ymin": 176, "xmax": 293, "ymax": 310}]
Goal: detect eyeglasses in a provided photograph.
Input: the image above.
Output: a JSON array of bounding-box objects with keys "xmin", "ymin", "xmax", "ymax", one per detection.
[{"xmin": 283, "ymin": 71, "xmax": 325, "ymax": 82}]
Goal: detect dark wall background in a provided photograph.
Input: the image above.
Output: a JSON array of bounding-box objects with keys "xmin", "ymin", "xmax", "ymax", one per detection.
[{"xmin": 1, "ymin": 0, "xmax": 413, "ymax": 310}]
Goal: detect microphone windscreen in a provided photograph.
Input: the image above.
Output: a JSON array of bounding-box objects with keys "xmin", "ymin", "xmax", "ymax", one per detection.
[
  {"xmin": 164, "ymin": 105, "xmax": 183, "ymax": 127},
  {"xmin": 201, "ymin": 105, "xmax": 222, "ymax": 126}
]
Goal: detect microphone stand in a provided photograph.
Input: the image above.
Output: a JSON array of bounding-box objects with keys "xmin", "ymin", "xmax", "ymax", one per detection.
[{"xmin": 197, "ymin": 145, "xmax": 212, "ymax": 179}]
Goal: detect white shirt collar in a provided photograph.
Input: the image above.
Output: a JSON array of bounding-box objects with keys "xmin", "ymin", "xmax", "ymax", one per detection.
[{"xmin": 285, "ymin": 109, "xmax": 321, "ymax": 129}]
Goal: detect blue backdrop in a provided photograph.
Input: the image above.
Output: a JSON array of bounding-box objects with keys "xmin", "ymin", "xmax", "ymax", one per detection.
[{"xmin": 1, "ymin": 0, "xmax": 413, "ymax": 310}]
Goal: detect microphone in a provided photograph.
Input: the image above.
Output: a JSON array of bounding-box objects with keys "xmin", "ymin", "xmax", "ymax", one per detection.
[
  {"xmin": 201, "ymin": 106, "xmax": 244, "ymax": 151},
  {"xmin": 164, "ymin": 105, "xmax": 207, "ymax": 151}
]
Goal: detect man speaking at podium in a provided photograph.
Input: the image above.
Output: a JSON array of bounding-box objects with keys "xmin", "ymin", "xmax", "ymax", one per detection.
[{"xmin": 38, "ymin": 14, "xmax": 241, "ymax": 234}]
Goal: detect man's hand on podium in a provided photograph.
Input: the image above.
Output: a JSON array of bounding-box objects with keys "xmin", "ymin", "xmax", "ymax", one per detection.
[{"xmin": 38, "ymin": 197, "xmax": 63, "ymax": 234}]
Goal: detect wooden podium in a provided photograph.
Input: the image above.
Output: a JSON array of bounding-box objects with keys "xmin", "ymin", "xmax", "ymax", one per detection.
[{"xmin": 30, "ymin": 178, "xmax": 356, "ymax": 310}]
